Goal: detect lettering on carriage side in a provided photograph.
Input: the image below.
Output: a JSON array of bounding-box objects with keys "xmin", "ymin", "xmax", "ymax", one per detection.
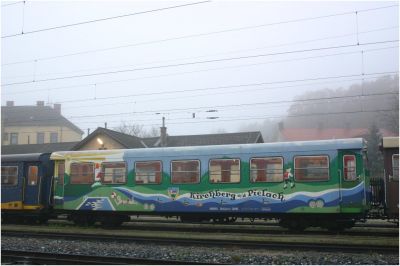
[{"xmin": 190, "ymin": 189, "xmax": 284, "ymax": 202}]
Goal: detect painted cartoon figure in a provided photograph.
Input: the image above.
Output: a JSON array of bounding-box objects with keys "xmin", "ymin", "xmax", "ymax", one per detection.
[
  {"xmin": 283, "ymin": 168, "xmax": 295, "ymax": 189},
  {"xmin": 91, "ymin": 163, "xmax": 102, "ymax": 188}
]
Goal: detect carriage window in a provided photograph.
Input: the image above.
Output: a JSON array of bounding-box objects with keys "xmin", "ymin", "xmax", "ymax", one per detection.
[
  {"xmin": 250, "ymin": 157, "xmax": 283, "ymax": 182},
  {"xmin": 135, "ymin": 161, "xmax": 162, "ymax": 184},
  {"xmin": 57, "ymin": 162, "xmax": 65, "ymax": 185},
  {"xmin": 171, "ymin": 160, "xmax": 200, "ymax": 184},
  {"xmin": 209, "ymin": 159, "xmax": 240, "ymax": 183},
  {"xmin": 295, "ymin": 156, "xmax": 329, "ymax": 181},
  {"xmin": 70, "ymin": 163, "xmax": 94, "ymax": 184},
  {"xmin": 101, "ymin": 162, "xmax": 126, "ymax": 184},
  {"xmin": 392, "ymin": 154, "xmax": 399, "ymax": 181},
  {"xmin": 1, "ymin": 166, "xmax": 18, "ymax": 186},
  {"xmin": 343, "ymin": 155, "xmax": 356, "ymax": 181},
  {"xmin": 28, "ymin": 166, "xmax": 39, "ymax": 186}
]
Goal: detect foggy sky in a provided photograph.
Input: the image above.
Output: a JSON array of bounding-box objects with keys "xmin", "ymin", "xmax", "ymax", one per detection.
[{"xmin": 1, "ymin": 1, "xmax": 399, "ymax": 137}]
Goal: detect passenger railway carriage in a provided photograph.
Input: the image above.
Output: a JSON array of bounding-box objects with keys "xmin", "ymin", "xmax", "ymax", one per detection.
[
  {"xmin": 46, "ymin": 138, "xmax": 368, "ymax": 230},
  {"xmin": 1, "ymin": 138, "xmax": 369, "ymax": 230},
  {"xmin": 1, "ymin": 153, "xmax": 54, "ymax": 223}
]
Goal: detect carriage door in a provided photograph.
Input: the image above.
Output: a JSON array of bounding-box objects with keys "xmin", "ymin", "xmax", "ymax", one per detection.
[
  {"xmin": 53, "ymin": 161, "xmax": 65, "ymax": 208},
  {"xmin": 338, "ymin": 151, "xmax": 364, "ymax": 210},
  {"xmin": 23, "ymin": 163, "xmax": 41, "ymax": 206}
]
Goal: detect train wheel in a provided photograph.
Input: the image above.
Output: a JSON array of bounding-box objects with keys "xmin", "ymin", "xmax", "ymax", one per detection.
[
  {"xmin": 71, "ymin": 214, "xmax": 96, "ymax": 226},
  {"xmin": 279, "ymin": 218, "xmax": 307, "ymax": 232},
  {"xmin": 101, "ymin": 215, "xmax": 128, "ymax": 228},
  {"xmin": 323, "ymin": 220, "xmax": 350, "ymax": 232}
]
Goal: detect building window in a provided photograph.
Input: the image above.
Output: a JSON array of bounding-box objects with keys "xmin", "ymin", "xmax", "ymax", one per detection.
[
  {"xmin": 3, "ymin": 133, "xmax": 9, "ymax": 141},
  {"xmin": 343, "ymin": 155, "xmax": 356, "ymax": 181},
  {"xmin": 28, "ymin": 166, "xmax": 39, "ymax": 186},
  {"xmin": 294, "ymin": 156, "xmax": 329, "ymax": 181},
  {"xmin": 101, "ymin": 162, "xmax": 126, "ymax": 184},
  {"xmin": 135, "ymin": 161, "xmax": 162, "ymax": 184},
  {"xmin": 392, "ymin": 154, "xmax": 399, "ymax": 181},
  {"xmin": 57, "ymin": 162, "xmax": 65, "ymax": 185},
  {"xmin": 10, "ymin": 133, "xmax": 18, "ymax": 145},
  {"xmin": 171, "ymin": 160, "xmax": 200, "ymax": 184},
  {"xmin": 209, "ymin": 159, "xmax": 240, "ymax": 183},
  {"xmin": 50, "ymin": 132, "xmax": 58, "ymax": 143},
  {"xmin": 1, "ymin": 166, "xmax": 18, "ymax": 186},
  {"xmin": 250, "ymin": 157, "xmax": 283, "ymax": 182},
  {"xmin": 70, "ymin": 163, "xmax": 94, "ymax": 184},
  {"xmin": 37, "ymin": 132, "xmax": 45, "ymax": 144}
]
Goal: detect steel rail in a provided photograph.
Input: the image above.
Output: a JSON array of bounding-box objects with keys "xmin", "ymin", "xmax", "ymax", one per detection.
[
  {"xmin": 2, "ymin": 231, "xmax": 398, "ymax": 254},
  {"xmin": 1, "ymin": 249, "xmax": 213, "ymax": 265},
  {"xmin": 28, "ymin": 220, "xmax": 399, "ymax": 238}
]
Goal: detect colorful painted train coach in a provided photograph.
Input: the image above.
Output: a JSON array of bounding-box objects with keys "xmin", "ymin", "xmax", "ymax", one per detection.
[{"xmin": 2, "ymin": 138, "xmax": 369, "ymax": 230}]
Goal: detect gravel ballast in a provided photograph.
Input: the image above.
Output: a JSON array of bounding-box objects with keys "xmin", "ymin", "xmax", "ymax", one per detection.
[{"xmin": 2, "ymin": 236, "xmax": 398, "ymax": 265}]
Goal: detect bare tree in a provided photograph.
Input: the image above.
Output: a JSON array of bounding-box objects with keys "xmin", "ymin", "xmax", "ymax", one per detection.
[
  {"xmin": 114, "ymin": 121, "xmax": 159, "ymax": 138},
  {"xmin": 239, "ymin": 118, "xmax": 279, "ymax": 142}
]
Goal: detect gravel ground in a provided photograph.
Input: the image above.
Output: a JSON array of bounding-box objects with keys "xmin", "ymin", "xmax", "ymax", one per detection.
[{"xmin": 2, "ymin": 236, "xmax": 398, "ymax": 265}]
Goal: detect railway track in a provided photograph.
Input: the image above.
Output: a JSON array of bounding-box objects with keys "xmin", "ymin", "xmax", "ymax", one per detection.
[
  {"xmin": 1, "ymin": 249, "xmax": 211, "ymax": 265},
  {"xmin": 58, "ymin": 215, "xmax": 398, "ymax": 228},
  {"xmin": 99, "ymin": 222, "xmax": 399, "ymax": 237},
  {"xmin": 2, "ymin": 230, "xmax": 398, "ymax": 254},
  {"xmin": 8, "ymin": 219, "xmax": 396, "ymax": 238}
]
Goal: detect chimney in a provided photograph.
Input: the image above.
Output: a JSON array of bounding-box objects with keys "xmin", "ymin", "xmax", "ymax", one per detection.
[
  {"xmin": 87, "ymin": 128, "xmax": 90, "ymax": 136},
  {"xmin": 54, "ymin": 103, "xmax": 61, "ymax": 114},
  {"xmin": 37, "ymin": 101, "xmax": 45, "ymax": 107},
  {"xmin": 105, "ymin": 122, "xmax": 107, "ymax": 129},
  {"xmin": 6, "ymin": 101, "xmax": 14, "ymax": 107},
  {"xmin": 160, "ymin": 117, "xmax": 167, "ymax": 147}
]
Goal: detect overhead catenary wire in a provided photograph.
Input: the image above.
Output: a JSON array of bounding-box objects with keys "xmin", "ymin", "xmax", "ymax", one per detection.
[
  {"xmin": 3, "ymin": 26, "xmax": 397, "ymax": 83},
  {"xmin": 58, "ymin": 74, "xmax": 399, "ymax": 112},
  {"xmin": 2, "ymin": 39, "xmax": 398, "ymax": 87},
  {"xmin": 4, "ymin": 106, "xmax": 397, "ymax": 136},
  {"xmin": 4, "ymin": 73, "xmax": 396, "ymax": 122},
  {"xmin": 3, "ymin": 44, "xmax": 398, "ymax": 96},
  {"xmin": 2, "ymin": 4, "xmax": 397, "ymax": 66},
  {"xmin": 5, "ymin": 86, "xmax": 398, "ymax": 124},
  {"xmin": 24, "ymin": 71, "xmax": 400, "ymax": 105},
  {"xmin": 1, "ymin": 1, "xmax": 23, "ymax": 7},
  {"xmin": 1, "ymin": 1, "xmax": 211, "ymax": 39}
]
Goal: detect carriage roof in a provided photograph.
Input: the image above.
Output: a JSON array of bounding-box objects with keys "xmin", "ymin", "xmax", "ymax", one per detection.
[{"xmin": 50, "ymin": 138, "xmax": 365, "ymax": 160}]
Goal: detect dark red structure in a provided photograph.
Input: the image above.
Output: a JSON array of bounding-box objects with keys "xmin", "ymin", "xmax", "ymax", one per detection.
[{"xmin": 381, "ymin": 137, "xmax": 399, "ymax": 222}]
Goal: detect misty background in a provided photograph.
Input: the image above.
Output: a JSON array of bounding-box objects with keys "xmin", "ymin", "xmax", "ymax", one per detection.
[{"xmin": 1, "ymin": 1, "xmax": 399, "ymax": 138}]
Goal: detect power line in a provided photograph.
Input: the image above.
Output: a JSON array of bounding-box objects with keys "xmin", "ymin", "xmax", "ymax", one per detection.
[
  {"xmin": 28, "ymin": 71, "xmax": 400, "ymax": 105},
  {"xmin": 66, "ymin": 91, "xmax": 400, "ymax": 120},
  {"xmin": 5, "ymin": 106, "xmax": 397, "ymax": 135},
  {"xmin": 5, "ymin": 85, "xmax": 398, "ymax": 124},
  {"xmin": 1, "ymin": 1, "xmax": 211, "ymax": 39},
  {"xmin": 4, "ymin": 73, "xmax": 394, "ymax": 123},
  {"xmin": 3, "ymin": 72, "xmax": 397, "ymax": 124},
  {"xmin": 57, "ymin": 74, "xmax": 396, "ymax": 112},
  {"xmin": 2, "ymin": 40, "xmax": 398, "ymax": 87},
  {"xmin": 2, "ymin": 4, "xmax": 397, "ymax": 66},
  {"xmin": 1, "ymin": 1, "xmax": 23, "ymax": 7},
  {"xmin": 3, "ymin": 25, "xmax": 397, "ymax": 83},
  {"xmin": 3, "ymin": 44, "xmax": 397, "ymax": 96}
]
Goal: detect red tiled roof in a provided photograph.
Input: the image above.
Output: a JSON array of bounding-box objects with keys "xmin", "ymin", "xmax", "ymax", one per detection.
[{"xmin": 280, "ymin": 128, "xmax": 396, "ymax": 141}]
